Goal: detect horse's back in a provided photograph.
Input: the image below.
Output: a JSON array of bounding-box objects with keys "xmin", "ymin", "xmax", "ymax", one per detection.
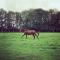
[{"xmin": 24, "ymin": 30, "xmax": 36, "ymax": 35}]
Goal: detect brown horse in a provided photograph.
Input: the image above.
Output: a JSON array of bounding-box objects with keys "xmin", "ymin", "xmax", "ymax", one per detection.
[{"xmin": 20, "ymin": 29, "xmax": 39, "ymax": 39}]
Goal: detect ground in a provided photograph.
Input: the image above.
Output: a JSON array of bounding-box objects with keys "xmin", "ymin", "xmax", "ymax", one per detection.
[{"xmin": 0, "ymin": 32, "xmax": 60, "ymax": 60}]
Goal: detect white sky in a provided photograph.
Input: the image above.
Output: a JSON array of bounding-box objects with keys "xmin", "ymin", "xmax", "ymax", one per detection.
[{"xmin": 0, "ymin": 0, "xmax": 60, "ymax": 12}]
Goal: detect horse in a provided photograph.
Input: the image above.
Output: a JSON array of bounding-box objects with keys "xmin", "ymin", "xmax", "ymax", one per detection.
[{"xmin": 20, "ymin": 29, "xmax": 39, "ymax": 39}]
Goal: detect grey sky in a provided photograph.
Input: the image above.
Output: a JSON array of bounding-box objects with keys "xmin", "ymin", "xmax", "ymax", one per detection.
[{"xmin": 0, "ymin": 0, "xmax": 60, "ymax": 12}]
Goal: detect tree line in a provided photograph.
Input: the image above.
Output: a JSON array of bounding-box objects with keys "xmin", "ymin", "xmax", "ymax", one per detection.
[{"xmin": 0, "ymin": 8, "xmax": 60, "ymax": 32}]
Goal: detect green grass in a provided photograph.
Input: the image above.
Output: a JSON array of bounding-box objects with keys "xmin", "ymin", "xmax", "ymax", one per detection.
[{"xmin": 0, "ymin": 32, "xmax": 60, "ymax": 60}]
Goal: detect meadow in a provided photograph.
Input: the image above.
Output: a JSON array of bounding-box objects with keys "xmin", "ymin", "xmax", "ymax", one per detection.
[{"xmin": 0, "ymin": 32, "xmax": 60, "ymax": 60}]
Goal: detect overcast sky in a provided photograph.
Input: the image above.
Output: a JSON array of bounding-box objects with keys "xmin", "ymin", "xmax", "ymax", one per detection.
[{"xmin": 0, "ymin": 0, "xmax": 60, "ymax": 12}]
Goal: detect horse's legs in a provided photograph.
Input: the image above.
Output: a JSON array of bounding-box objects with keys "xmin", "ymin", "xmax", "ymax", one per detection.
[
  {"xmin": 26, "ymin": 34, "xmax": 27, "ymax": 39},
  {"xmin": 21, "ymin": 33, "xmax": 25, "ymax": 38},
  {"xmin": 33, "ymin": 34, "xmax": 35, "ymax": 39},
  {"xmin": 35, "ymin": 33, "xmax": 39, "ymax": 39},
  {"xmin": 37, "ymin": 32, "xmax": 39, "ymax": 36},
  {"xmin": 21, "ymin": 33, "xmax": 27, "ymax": 39},
  {"xmin": 36, "ymin": 32, "xmax": 39, "ymax": 36}
]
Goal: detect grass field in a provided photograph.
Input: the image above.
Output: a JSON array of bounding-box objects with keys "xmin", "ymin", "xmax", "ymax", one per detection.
[{"xmin": 0, "ymin": 32, "xmax": 60, "ymax": 60}]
